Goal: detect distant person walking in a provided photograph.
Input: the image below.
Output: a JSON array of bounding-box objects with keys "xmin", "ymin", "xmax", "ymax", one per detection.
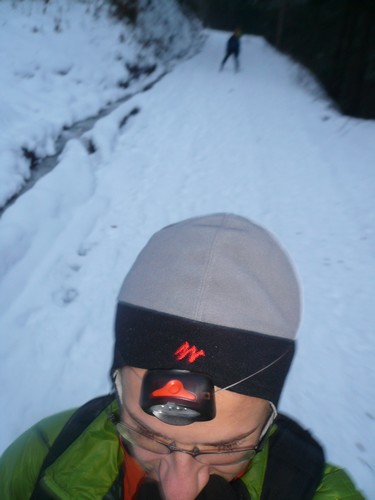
[{"xmin": 220, "ymin": 28, "xmax": 241, "ymax": 72}]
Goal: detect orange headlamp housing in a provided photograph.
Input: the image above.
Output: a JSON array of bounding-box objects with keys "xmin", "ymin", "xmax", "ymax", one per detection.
[{"xmin": 140, "ymin": 370, "xmax": 216, "ymax": 425}]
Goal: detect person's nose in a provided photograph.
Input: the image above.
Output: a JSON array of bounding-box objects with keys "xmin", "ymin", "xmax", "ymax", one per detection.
[{"xmin": 157, "ymin": 451, "xmax": 210, "ymax": 500}]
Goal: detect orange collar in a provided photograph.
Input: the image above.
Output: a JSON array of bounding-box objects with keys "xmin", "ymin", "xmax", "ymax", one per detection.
[{"xmin": 120, "ymin": 438, "xmax": 146, "ymax": 499}]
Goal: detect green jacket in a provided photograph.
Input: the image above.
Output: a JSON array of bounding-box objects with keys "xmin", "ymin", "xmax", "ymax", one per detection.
[{"xmin": 0, "ymin": 396, "xmax": 365, "ymax": 499}]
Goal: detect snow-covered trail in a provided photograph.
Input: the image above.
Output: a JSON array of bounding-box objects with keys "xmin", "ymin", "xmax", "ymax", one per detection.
[{"xmin": 1, "ymin": 29, "xmax": 374, "ymax": 494}]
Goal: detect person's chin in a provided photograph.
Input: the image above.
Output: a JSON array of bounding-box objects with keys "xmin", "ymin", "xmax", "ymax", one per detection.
[{"xmin": 209, "ymin": 468, "xmax": 239, "ymax": 482}]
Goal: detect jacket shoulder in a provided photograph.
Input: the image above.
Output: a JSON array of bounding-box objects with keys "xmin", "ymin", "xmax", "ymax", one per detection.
[
  {"xmin": 240, "ymin": 415, "xmax": 365, "ymax": 500},
  {"xmin": 35, "ymin": 396, "xmax": 122, "ymax": 498},
  {"xmin": 0, "ymin": 408, "xmax": 76, "ymax": 499},
  {"xmin": 314, "ymin": 464, "xmax": 366, "ymax": 499}
]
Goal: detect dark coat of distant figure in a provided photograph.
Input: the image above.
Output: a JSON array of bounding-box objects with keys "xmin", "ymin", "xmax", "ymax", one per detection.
[{"xmin": 221, "ymin": 30, "xmax": 241, "ymax": 72}]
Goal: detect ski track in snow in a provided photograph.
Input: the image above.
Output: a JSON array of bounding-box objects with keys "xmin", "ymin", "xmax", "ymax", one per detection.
[{"xmin": 1, "ymin": 27, "xmax": 374, "ymax": 495}]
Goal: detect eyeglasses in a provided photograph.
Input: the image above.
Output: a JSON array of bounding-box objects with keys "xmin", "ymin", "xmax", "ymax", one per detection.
[{"xmin": 116, "ymin": 403, "xmax": 277, "ymax": 466}]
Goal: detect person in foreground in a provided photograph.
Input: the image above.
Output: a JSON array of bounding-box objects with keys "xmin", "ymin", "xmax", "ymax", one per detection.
[{"xmin": 0, "ymin": 213, "xmax": 364, "ymax": 499}]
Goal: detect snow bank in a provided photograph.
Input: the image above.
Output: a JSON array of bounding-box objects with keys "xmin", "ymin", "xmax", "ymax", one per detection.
[{"xmin": 0, "ymin": 0, "xmax": 202, "ymax": 208}]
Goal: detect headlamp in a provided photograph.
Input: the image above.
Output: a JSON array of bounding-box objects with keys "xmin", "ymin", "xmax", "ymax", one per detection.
[{"xmin": 140, "ymin": 370, "xmax": 216, "ymax": 425}]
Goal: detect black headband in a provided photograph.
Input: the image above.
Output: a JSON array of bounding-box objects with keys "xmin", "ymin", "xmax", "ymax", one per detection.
[{"xmin": 112, "ymin": 302, "xmax": 295, "ymax": 406}]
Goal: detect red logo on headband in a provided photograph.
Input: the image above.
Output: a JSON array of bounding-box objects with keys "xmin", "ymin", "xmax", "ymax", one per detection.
[{"xmin": 174, "ymin": 341, "xmax": 206, "ymax": 363}]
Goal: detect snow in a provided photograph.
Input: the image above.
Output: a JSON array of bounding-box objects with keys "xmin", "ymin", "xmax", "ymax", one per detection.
[{"xmin": 0, "ymin": 1, "xmax": 374, "ymax": 496}]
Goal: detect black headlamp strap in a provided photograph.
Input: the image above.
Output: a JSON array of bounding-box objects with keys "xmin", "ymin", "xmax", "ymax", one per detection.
[
  {"xmin": 114, "ymin": 362, "xmax": 282, "ymax": 426},
  {"xmin": 215, "ymin": 347, "xmax": 293, "ymax": 393}
]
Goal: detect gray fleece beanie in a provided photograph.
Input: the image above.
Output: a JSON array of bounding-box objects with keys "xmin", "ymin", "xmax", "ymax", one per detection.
[{"xmin": 112, "ymin": 213, "xmax": 301, "ymax": 406}]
